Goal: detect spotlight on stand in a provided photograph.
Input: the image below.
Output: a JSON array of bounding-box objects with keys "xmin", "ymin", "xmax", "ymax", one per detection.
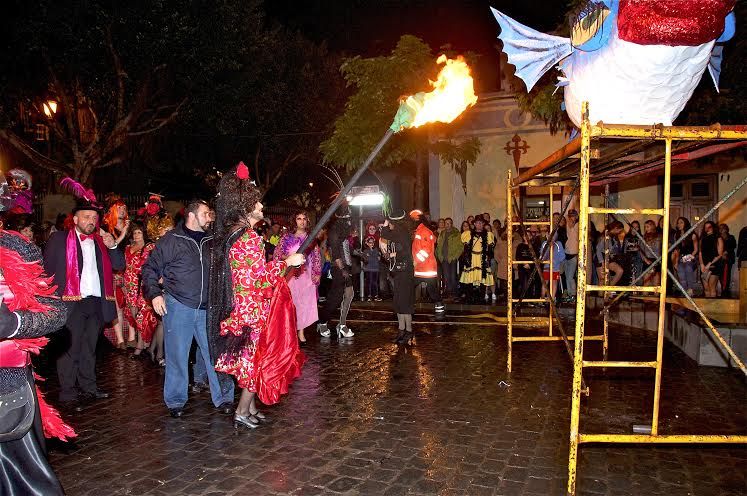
[{"xmin": 347, "ymin": 185, "xmax": 384, "ymax": 207}]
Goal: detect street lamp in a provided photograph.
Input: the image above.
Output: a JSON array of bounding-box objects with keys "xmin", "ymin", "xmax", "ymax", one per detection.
[{"xmin": 42, "ymin": 100, "xmax": 58, "ymax": 118}]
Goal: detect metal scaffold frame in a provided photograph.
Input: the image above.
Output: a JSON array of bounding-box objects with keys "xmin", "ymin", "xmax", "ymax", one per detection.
[
  {"xmin": 505, "ymin": 172, "xmax": 606, "ymax": 374},
  {"xmin": 507, "ymin": 102, "xmax": 747, "ymax": 496}
]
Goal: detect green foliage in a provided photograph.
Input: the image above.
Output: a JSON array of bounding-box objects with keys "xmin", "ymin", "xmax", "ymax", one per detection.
[
  {"xmin": 515, "ymin": 74, "xmax": 570, "ymax": 134},
  {"xmin": 320, "ymin": 35, "xmax": 480, "ymax": 174}
]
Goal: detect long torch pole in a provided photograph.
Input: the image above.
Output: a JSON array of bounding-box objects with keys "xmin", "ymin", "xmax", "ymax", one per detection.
[{"xmin": 298, "ymin": 128, "xmax": 395, "ymax": 253}]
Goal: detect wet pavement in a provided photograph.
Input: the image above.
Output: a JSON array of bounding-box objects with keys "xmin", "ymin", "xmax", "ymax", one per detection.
[{"xmin": 42, "ymin": 306, "xmax": 746, "ymax": 495}]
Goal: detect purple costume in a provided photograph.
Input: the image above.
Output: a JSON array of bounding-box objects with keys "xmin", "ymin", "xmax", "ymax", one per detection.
[{"xmin": 274, "ymin": 232, "xmax": 321, "ymax": 330}]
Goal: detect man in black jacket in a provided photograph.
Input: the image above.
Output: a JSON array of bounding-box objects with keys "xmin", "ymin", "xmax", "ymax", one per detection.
[
  {"xmin": 44, "ymin": 202, "xmax": 125, "ymax": 408},
  {"xmin": 141, "ymin": 200, "xmax": 234, "ymax": 418}
]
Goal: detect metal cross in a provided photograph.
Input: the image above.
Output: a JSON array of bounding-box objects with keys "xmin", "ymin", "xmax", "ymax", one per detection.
[{"xmin": 505, "ymin": 134, "xmax": 530, "ymax": 171}]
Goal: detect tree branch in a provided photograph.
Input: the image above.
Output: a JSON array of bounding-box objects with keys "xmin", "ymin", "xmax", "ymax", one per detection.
[
  {"xmin": 0, "ymin": 129, "xmax": 73, "ymax": 175},
  {"xmin": 128, "ymin": 99, "xmax": 186, "ymax": 136},
  {"xmin": 266, "ymin": 149, "xmax": 303, "ymax": 192},
  {"xmin": 106, "ymin": 27, "xmax": 127, "ymax": 122}
]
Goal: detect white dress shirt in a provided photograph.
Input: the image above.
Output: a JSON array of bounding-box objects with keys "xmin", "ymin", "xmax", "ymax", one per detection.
[{"xmin": 78, "ymin": 232, "xmax": 101, "ymax": 298}]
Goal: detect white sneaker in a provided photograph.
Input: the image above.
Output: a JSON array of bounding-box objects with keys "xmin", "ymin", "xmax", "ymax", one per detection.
[
  {"xmin": 317, "ymin": 323, "xmax": 331, "ymax": 338},
  {"xmin": 336, "ymin": 324, "xmax": 354, "ymax": 338},
  {"xmin": 491, "ymin": 293, "xmax": 497, "ymax": 301}
]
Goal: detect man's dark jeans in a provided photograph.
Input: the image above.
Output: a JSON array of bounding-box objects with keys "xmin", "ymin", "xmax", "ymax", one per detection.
[{"xmin": 440, "ymin": 260, "xmax": 458, "ymax": 297}]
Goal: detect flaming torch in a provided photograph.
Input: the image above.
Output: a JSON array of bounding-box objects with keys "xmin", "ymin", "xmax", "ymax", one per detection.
[{"xmin": 299, "ymin": 55, "xmax": 478, "ymax": 252}]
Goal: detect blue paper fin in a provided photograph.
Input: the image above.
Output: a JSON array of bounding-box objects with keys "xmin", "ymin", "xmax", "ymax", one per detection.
[
  {"xmin": 708, "ymin": 45, "xmax": 723, "ymax": 92},
  {"xmin": 717, "ymin": 12, "xmax": 735, "ymax": 42},
  {"xmin": 491, "ymin": 8, "xmax": 572, "ymax": 92}
]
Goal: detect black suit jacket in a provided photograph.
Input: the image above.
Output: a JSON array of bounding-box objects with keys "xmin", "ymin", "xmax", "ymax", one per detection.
[{"xmin": 43, "ymin": 230, "xmax": 125, "ymax": 323}]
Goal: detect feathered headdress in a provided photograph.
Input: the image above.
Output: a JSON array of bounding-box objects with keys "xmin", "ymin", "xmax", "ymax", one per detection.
[{"xmin": 60, "ymin": 177, "xmax": 102, "ymax": 212}]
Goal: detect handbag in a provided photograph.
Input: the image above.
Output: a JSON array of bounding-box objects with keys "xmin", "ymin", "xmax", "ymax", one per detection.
[{"xmin": 0, "ymin": 369, "xmax": 36, "ymax": 442}]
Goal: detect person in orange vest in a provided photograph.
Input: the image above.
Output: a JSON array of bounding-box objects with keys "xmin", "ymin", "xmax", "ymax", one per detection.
[{"xmin": 411, "ymin": 210, "xmax": 445, "ymax": 314}]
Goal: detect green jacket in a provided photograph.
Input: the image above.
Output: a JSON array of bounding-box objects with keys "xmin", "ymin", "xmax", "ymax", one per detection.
[{"xmin": 436, "ymin": 227, "xmax": 463, "ymax": 263}]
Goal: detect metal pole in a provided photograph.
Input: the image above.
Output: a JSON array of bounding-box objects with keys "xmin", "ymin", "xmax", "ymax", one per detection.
[
  {"xmin": 507, "ymin": 168, "xmax": 513, "ymax": 372},
  {"xmin": 299, "ymin": 129, "xmax": 395, "ymax": 253},
  {"xmin": 549, "ymin": 188, "xmax": 554, "ymax": 337},
  {"xmin": 359, "ymin": 206, "xmax": 364, "ymax": 300},
  {"xmin": 652, "ymin": 139, "xmax": 672, "ymax": 435},
  {"xmin": 603, "ymin": 185, "xmax": 610, "ymax": 357},
  {"xmin": 567, "ymin": 101, "xmax": 591, "ymax": 496}
]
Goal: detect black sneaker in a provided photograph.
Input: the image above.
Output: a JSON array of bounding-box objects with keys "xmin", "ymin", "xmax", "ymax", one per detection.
[
  {"xmin": 216, "ymin": 402, "xmax": 234, "ymax": 415},
  {"xmin": 169, "ymin": 408, "xmax": 184, "ymax": 418}
]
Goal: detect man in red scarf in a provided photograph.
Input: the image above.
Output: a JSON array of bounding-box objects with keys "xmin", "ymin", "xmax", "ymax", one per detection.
[{"xmin": 43, "ymin": 199, "xmax": 125, "ymax": 410}]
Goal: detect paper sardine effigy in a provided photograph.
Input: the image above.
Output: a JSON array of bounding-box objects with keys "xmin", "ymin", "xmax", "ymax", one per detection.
[{"xmin": 492, "ymin": 0, "xmax": 736, "ymax": 127}]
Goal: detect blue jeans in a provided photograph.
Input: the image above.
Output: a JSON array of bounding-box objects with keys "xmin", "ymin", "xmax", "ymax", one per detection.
[
  {"xmin": 162, "ymin": 294, "xmax": 234, "ymax": 409},
  {"xmin": 564, "ymin": 255, "xmax": 578, "ymax": 296},
  {"xmin": 677, "ymin": 259, "xmax": 697, "ymax": 293},
  {"xmin": 193, "ymin": 346, "xmax": 208, "ymax": 385}
]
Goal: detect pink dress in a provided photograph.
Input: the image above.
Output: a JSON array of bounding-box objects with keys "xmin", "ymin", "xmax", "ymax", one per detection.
[{"xmin": 274, "ymin": 232, "xmax": 321, "ymax": 330}]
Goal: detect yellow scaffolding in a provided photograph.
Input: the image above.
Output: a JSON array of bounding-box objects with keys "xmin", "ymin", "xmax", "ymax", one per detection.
[
  {"xmin": 505, "ymin": 173, "xmax": 606, "ymax": 373},
  {"xmin": 509, "ymin": 102, "xmax": 747, "ymax": 496}
]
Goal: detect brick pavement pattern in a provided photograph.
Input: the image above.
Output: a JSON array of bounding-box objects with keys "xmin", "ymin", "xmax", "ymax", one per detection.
[{"xmin": 45, "ymin": 310, "xmax": 746, "ymax": 495}]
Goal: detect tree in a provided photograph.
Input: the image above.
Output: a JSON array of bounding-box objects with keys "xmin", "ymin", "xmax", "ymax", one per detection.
[
  {"xmin": 320, "ymin": 35, "xmax": 480, "ymax": 207},
  {"xmin": 153, "ymin": 11, "xmax": 346, "ymax": 203},
  {"xmin": 0, "ymin": 0, "xmax": 264, "ymax": 184}
]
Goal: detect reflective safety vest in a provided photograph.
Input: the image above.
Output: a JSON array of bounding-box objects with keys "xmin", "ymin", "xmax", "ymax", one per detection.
[{"xmin": 412, "ymin": 223, "xmax": 437, "ymax": 278}]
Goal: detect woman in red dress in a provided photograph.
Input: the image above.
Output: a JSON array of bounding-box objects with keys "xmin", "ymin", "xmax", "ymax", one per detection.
[
  {"xmin": 123, "ymin": 222, "xmax": 157, "ymax": 358},
  {"xmin": 208, "ymin": 163, "xmax": 305, "ymax": 430}
]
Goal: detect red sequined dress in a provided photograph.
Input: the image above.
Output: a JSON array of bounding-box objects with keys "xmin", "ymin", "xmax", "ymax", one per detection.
[
  {"xmin": 123, "ymin": 243, "xmax": 157, "ymax": 342},
  {"xmin": 215, "ymin": 229, "xmax": 305, "ymax": 401}
]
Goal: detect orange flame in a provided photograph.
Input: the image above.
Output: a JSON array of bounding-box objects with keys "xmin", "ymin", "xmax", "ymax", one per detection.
[{"xmin": 410, "ymin": 55, "xmax": 478, "ymax": 128}]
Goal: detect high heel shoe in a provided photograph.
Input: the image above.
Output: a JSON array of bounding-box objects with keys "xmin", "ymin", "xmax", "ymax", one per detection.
[
  {"xmin": 336, "ymin": 324, "xmax": 354, "ymax": 338},
  {"xmin": 249, "ymin": 410, "xmax": 270, "ymax": 423},
  {"xmin": 234, "ymin": 413, "xmax": 260, "ymax": 430}
]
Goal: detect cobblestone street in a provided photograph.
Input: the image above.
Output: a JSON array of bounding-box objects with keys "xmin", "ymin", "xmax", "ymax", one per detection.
[{"xmin": 44, "ymin": 308, "xmax": 746, "ymax": 495}]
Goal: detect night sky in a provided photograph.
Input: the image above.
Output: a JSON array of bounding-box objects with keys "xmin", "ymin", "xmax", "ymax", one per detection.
[{"xmin": 266, "ymin": 0, "xmax": 563, "ymax": 92}]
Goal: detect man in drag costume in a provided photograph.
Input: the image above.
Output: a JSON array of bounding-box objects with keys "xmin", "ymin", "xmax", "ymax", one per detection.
[
  {"xmin": 0, "ymin": 177, "xmax": 75, "ymax": 494},
  {"xmin": 208, "ymin": 162, "xmax": 306, "ymax": 429},
  {"xmin": 316, "ymin": 204, "xmax": 356, "ymax": 339}
]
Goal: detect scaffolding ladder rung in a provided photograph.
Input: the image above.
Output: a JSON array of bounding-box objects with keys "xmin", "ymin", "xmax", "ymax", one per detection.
[
  {"xmin": 511, "ymin": 298, "xmax": 546, "ymax": 302},
  {"xmin": 579, "ymin": 433, "xmax": 747, "ymax": 444},
  {"xmin": 587, "ymin": 207, "xmax": 665, "ymax": 215},
  {"xmin": 519, "ymin": 221, "xmax": 551, "ymax": 226},
  {"xmin": 512, "ymin": 335, "xmax": 604, "ymax": 342},
  {"xmin": 586, "ymin": 285, "xmax": 660, "ymax": 293},
  {"xmin": 583, "ymin": 360, "xmax": 657, "ymax": 368}
]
